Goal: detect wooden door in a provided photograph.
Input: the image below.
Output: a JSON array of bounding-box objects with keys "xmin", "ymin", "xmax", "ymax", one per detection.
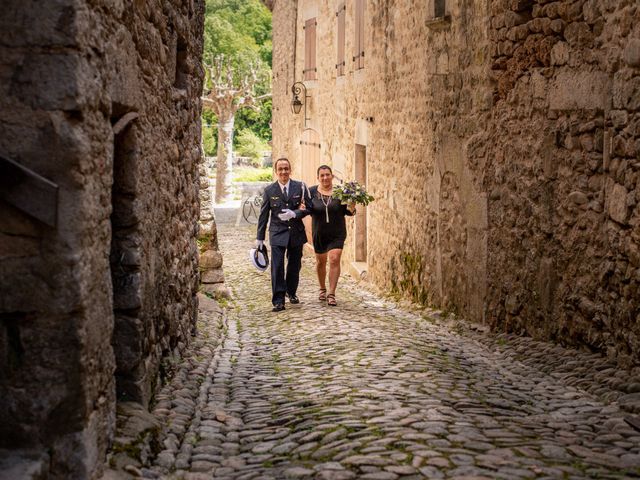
[
  {"xmin": 355, "ymin": 144, "xmax": 367, "ymax": 261},
  {"xmin": 300, "ymin": 129, "xmax": 321, "ymax": 243}
]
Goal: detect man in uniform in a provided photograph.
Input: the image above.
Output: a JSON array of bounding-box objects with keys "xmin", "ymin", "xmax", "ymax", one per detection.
[{"xmin": 256, "ymin": 158, "xmax": 310, "ymax": 311}]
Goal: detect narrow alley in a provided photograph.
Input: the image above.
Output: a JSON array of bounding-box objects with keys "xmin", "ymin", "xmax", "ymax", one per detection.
[{"xmin": 141, "ymin": 225, "xmax": 640, "ymax": 480}]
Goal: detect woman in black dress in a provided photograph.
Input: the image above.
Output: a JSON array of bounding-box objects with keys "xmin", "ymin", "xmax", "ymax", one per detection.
[{"xmin": 306, "ymin": 165, "xmax": 355, "ymax": 306}]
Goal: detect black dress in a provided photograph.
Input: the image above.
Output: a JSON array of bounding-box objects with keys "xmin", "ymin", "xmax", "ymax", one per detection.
[{"xmin": 307, "ymin": 185, "xmax": 355, "ymax": 254}]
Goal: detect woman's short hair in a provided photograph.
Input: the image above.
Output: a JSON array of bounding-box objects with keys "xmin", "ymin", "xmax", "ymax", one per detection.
[{"xmin": 317, "ymin": 164, "xmax": 332, "ymax": 176}]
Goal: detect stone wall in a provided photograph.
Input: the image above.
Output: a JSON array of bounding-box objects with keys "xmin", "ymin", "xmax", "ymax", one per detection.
[
  {"xmin": 270, "ymin": 0, "xmax": 640, "ymax": 365},
  {"xmin": 485, "ymin": 0, "xmax": 640, "ymax": 365},
  {"xmin": 0, "ymin": 0, "xmax": 204, "ymax": 478}
]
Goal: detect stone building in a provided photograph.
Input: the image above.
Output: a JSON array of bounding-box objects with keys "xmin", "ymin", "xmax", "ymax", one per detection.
[
  {"xmin": 0, "ymin": 1, "xmax": 205, "ymax": 478},
  {"xmin": 269, "ymin": 0, "xmax": 640, "ymax": 364}
]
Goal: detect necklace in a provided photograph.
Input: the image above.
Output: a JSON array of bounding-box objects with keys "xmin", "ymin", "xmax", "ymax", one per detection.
[{"xmin": 318, "ymin": 189, "xmax": 332, "ymax": 223}]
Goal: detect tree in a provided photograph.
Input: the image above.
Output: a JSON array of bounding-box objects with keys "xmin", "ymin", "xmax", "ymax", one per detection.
[
  {"xmin": 202, "ymin": 55, "xmax": 270, "ymax": 202},
  {"xmin": 202, "ymin": 0, "xmax": 272, "ymax": 202}
]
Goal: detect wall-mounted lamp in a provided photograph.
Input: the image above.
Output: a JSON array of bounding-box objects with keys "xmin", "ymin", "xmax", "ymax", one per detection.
[{"xmin": 291, "ymin": 81, "xmax": 310, "ymax": 127}]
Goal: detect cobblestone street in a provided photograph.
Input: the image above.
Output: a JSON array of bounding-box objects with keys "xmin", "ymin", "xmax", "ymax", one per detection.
[{"xmin": 145, "ymin": 225, "xmax": 640, "ymax": 480}]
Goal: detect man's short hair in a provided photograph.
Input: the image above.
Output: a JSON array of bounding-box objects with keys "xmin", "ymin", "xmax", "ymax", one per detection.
[{"xmin": 274, "ymin": 157, "xmax": 291, "ymax": 169}]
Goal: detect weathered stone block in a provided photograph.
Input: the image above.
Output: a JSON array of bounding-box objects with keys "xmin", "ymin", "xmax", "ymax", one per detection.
[
  {"xmin": 505, "ymin": 10, "xmax": 530, "ymax": 28},
  {"xmin": 607, "ymin": 181, "xmax": 629, "ymax": 225},
  {"xmin": 0, "ymin": 0, "xmax": 77, "ymax": 48},
  {"xmin": 549, "ymin": 71, "xmax": 611, "ymax": 110},
  {"xmin": 10, "ymin": 54, "xmax": 89, "ymax": 110},
  {"xmin": 197, "ymin": 292, "xmax": 223, "ymax": 314},
  {"xmin": 582, "ymin": 0, "xmax": 601, "ymax": 25},
  {"xmin": 201, "ymin": 268, "xmax": 225, "ymax": 284},
  {"xmin": 568, "ymin": 191, "xmax": 588, "ymax": 205},
  {"xmin": 623, "ymin": 39, "xmax": 640, "ymax": 68},
  {"xmin": 113, "ymin": 315, "xmax": 143, "ymax": 372},
  {"xmin": 508, "ymin": 24, "xmax": 529, "ymax": 41},
  {"xmin": 201, "ymin": 283, "xmax": 230, "ymax": 300},
  {"xmin": 505, "ymin": 293, "xmax": 522, "ymax": 315},
  {"xmin": 200, "ymin": 250, "xmax": 223, "ymax": 269},
  {"xmin": 550, "ymin": 18, "xmax": 564, "ymax": 33},
  {"xmin": 510, "ymin": 0, "xmax": 533, "ymax": 13},
  {"xmin": 544, "ymin": 2, "xmax": 559, "ymax": 19},
  {"xmin": 108, "ymin": 30, "xmax": 142, "ymax": 112},
  {"xmin": 612, "ymin": 135, "xmax": 633, "ymax": 157},
  {"xmin": 610, "ymin": 110, "xmax": 629, "ymax": 128},
  {"xmin": 111, "ymin": 197, "xmax": 141, "ymax": 228},
  {"xmin": 532, "ymin": 4, "xmax": 543, "ymax": 18},
  {"xmin": 613, "ymin": 76, "xmax": 640, "ymax": 111},
  {"xmin": 113, "ymin": 272, "xmax": 142, "ymax": 310},
  {"xmin": 563, "ymin": 22, "xmax": 594, "ymax": 47},
  {"xmin": 561, "ymin": 2, "xmax": 584, "ymax": 22},
  {"xmin": 116, "ymin": 402, "xmax": 160, "ymax": 439}
]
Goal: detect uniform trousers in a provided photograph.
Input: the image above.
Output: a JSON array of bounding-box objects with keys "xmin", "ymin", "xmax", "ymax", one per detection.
[{"xmin": 270, "ymin": 243, "xmax": 303, "ymax": 305}]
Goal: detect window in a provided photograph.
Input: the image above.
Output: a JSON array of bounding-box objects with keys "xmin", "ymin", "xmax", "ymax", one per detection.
[
  {"xmin": 174, "ymin": 33, "xmax": 189, "ymax": 90},
  {"xmin": 426, "ymin": 0, "xmax": 451, "ymax": 29},
  {"xmin": 353, "ymin": 0, "xmax": 365, "ymax": 70},
  {"xmin": 304, "ymin": 18, "xmax": 317, "ymax": 81},
  {"xmin": 336, "ymin": 4, "xmax": 346, "ymax": 76}
]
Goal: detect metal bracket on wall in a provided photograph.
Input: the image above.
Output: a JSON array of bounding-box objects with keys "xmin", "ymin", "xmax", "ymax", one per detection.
[
  {"xmin": 0, "ymin": 155, "xmax": 59, "ymax": 227},
  {"xmin": 300, "ymin": 141, "xmax": 321, "ymax": 149}
]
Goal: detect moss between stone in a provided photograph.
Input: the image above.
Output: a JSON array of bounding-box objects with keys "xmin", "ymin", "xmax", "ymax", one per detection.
[{"xmin": 390, "ymin": 251, "xmax": 430, "ymax": 306}]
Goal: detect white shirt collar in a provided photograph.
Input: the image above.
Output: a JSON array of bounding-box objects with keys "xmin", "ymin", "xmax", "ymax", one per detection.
[{"xmin": 278, "ymin": 180, "xmax": 290, "ymax": 193}]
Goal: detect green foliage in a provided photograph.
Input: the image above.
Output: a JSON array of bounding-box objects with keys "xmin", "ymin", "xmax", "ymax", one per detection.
[
  {"xmin": 236, "ymin": 129, "xmax": 270, "ymax": 165},
  {"xmin": 205, "ymin": 0, "xmax": 272, "ymax": 65},
  {"xmin": 202, "ymin": 124, "xmax": 217, "ymax": 156},
  {"xmin": 203, "ymin": 0, "xmax": 272, "ymax": 149},
  {"xmin": 233, "ymin": 167, "xmax": 273, "ymax": 183},
  {"xmin": 236, "ymin": 98, "xmax": 272, "ymax": 142}
]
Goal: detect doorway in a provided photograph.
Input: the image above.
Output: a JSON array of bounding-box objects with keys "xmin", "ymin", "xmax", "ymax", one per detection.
[
  {"xmin": 300, "ymin": 129, "xmax": 321, "ymax": 187},
  {"xmin": 110, "ymin": 114, "xmax": 144, "ymax": 402},
  {"xmin": 300, "ymin": 129, "xmax": 321, "ymax": 244},
  {"xmin": 355, "ymin": 144, "xmax": 367, "ymax": 262}
]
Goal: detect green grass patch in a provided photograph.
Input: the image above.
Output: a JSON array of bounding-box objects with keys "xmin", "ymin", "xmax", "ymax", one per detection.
[{"xmin": 233, "ymin": 167, "xmax": 273, "ymax": 182}]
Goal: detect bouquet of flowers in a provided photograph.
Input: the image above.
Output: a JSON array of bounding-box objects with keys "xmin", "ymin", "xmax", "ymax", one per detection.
[{"xmin": 332, "ymin": 181, "xmax": 375, "ymax": 206}]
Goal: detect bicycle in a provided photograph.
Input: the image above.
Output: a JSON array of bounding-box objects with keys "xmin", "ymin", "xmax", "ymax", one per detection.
[{"xmin": 242, "ymin": 193, "xmax": 263, "ymax": 224}]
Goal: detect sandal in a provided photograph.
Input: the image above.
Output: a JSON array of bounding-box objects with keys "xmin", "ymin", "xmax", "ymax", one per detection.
[
  {"xmin": 327, "ymin": 293, "xmax": 337, "ymax": 307},
  {"xmin": 318, "ymin": 288, "xmax": 327, "ymax": 302}
]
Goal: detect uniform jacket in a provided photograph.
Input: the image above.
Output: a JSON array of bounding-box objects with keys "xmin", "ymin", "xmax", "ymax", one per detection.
[{"xmin": 257, "ymin": 180, "xmax": 311, "ymax": 247}]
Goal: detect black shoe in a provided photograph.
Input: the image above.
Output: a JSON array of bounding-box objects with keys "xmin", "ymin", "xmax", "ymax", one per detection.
[
  {"xmin": 287, "ymin": 294, "xmax": 300, "ymax": 304},
  {"xmin": 272, "ymin": 303, "xmax": 285, "ymax": 312}
]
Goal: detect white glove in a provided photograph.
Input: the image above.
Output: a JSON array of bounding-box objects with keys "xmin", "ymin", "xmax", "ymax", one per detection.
[
  {"xmin": 255, "ymin": 240, "xmax": 264, "ymax": 249},
  {"xmin": 277, "ymin": 209, "xmax": 296, "ymax": 221}
]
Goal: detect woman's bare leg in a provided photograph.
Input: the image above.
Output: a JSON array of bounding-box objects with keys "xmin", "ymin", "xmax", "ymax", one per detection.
[
  {"xmin": 316, "ymin": 252, "xmax": 328, "ymax": 291},
  {"xmin": 327, "ymin": 249, "xmax": 343, "ymax": 295}
]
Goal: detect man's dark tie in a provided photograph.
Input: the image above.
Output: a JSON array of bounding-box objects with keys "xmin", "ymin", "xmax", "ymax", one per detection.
[{"xmin": 283, "ymin": 186, "xmax": 288, "ymax": 200}]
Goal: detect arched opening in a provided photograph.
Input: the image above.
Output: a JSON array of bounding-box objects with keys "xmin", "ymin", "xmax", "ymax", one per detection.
[{"xmin": 109, "ymin": 112, "xmax": 144, "ymax": 403}]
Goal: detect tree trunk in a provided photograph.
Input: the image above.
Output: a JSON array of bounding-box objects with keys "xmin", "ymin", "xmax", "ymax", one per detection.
[{"xmin": 215, "ymin": 111, "xmax": 235, "ymax": 203}]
